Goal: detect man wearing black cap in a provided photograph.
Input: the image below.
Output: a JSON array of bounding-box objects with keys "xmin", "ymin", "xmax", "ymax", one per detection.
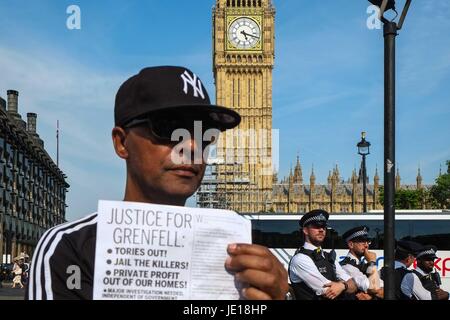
[
  {"xmin": 381, "ymin": 239, "xmax": 424, "ymax": 300},
  {"xmin": 27, "ymin": 66, "xmax": 289, "ymax": 300},
  {"xmin": 288, "ymin": 209, "xmax": 357, "ymax": 300},
  {"xmin": 410, "ymin": 245, "xmax": 450, "ymax": 300},
  {"xmin": 340, "ymin": 226, "xmax": 383, "ymax": 300}
]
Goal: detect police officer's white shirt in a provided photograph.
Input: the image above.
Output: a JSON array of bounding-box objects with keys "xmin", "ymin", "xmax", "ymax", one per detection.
[
  {"xmin": 396, "ymin": 261, "xmax": 433, "ymax": 300},
  {"xmin": 290, "ymin": 242, "xmax": 352, "ymax": 296},
  {"xmin": 341, "ymin": 252, "xmax": 370, "ymax": 292}
]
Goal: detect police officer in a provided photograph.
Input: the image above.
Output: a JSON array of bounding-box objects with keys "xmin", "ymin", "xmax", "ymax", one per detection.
[
  {"xmin": 381, "ymin": 240, "xmax": 423, "ymax": 300},
  {"xmin": 340, "ymin": 226, "xmax": 383, "ymax": 300},
  {"xmin": 411, "ymin": 245, "xmax": 450, "ymax": 300},
  {"xmin": 288, "ymin": 209, "xmax": 357, "ymax": 300}
]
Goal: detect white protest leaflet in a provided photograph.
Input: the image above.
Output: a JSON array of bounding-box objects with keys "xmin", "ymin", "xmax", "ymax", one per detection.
[{"xmin": 93, "ymin": 200, "xmax": 251, "ymax": 300}]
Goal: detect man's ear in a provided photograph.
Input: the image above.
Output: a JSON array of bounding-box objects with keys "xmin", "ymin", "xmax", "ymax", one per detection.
[
  {"xmin": 302, "ymin": 227, "xmax": 308, "ymax": 237},
  {"xmin": 112, "ymin": 127, "xmax": 129, "ymax": 159}
]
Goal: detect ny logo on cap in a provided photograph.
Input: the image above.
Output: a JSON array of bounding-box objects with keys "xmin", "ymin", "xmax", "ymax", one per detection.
[{"xmin": 181, "ymin": 71, "xmax": 205, "ymax": 99}]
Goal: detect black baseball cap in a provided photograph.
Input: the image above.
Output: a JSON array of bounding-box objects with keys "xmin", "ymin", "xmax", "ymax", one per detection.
[{"xmin": 114, "ymin": 66, "xmax": 241, "ymax": 130}]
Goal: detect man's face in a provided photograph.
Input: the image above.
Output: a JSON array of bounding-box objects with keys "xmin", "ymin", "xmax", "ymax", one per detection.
[
  {"xmin": 122, "ymin": 124, "xmax": 207, "ymax": 204},
  {"xmin": 417, "ymin": 258, "xmax": 435, "ymax": 273},
  {"xmin": 404, "ymin": 254, "xmax": 416, "ymax": 268},
  {"xmin": 348, "ymin": 240, "xmax": 369, "ymax": 258},
  {"xmin": 303, "ymin": 223, "xmax": 327, "ymax": 246}
]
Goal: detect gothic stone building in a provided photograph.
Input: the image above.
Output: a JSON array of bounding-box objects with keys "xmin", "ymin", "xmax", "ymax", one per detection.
[
  {"xmin": 271, "ymin": 156, "xmax": 429, "ymax": 213},
  {"xmin": 0, "ymin": 90, "xmax": 69, "ymax": 262},
  {"xmin": 198, "ymin": 0, "xmax": 431, "ymax": 213},
  {"xmin": 212, "ymin": 0, "xmax": 275, "ymax": 212}
]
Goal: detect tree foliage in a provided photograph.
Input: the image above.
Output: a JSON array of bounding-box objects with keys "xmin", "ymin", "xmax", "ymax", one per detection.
[
  {"xmin": 430, "ymin": 160, "xmax": 450, "ymax": 209},
  {"xmin": 378, "ymin": 160, "xmax": 450, "ymax": 209},
  {"xmin": 378, "ymin": 187, "xmax": 427, "ymax": 209}
]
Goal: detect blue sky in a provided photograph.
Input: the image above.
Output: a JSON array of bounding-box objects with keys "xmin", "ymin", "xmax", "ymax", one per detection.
[{"xmin": 0, "ymin": 0, "xmax": 449, "ymax": 221}]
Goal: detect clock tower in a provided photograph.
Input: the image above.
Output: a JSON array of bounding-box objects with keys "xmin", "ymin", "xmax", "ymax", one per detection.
[{"xmin": 212, "ymin": 0, "xmax": 275, "ymax": 212}]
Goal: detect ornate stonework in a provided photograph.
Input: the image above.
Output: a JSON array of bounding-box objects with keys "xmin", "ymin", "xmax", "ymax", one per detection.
[{"xmin": 212, "ymin": 0, "xmax": 275, "ymax": 212}]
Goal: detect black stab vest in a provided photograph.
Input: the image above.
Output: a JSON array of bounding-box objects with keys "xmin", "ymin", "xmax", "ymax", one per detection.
[
  {"xmin": 340, "ymin": 256, "xmax": 380, "ymax": 299},
  {"xmin": 380, "ymin": 266, "xmax": 412, "ymax": 300},
  {"xmin": 289, "ymin": 247, "xmax": 338, "ymax": 300},
  {"xmin": 411, "ymin": 270, "xmax": 439, "ymax": 300},
  {"xmin": 340, "ymin": 256, "xmax": 369, "ymax": 274}
]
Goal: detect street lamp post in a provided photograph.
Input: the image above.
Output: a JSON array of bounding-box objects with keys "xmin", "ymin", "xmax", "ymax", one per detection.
[
  {"xmin": 366, "ymin": 0, "xmax": 412, "ymax": 300},
  {"xmin": 357, "ymin": 132, "xmax": 371, "ymax": 213}
]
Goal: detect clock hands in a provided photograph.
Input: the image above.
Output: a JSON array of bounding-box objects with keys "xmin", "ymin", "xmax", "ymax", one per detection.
[
  {"xmin": 240, "ymin": 30, "xmax": 259, "ymax": 40},
  {"xmin": 246, "ymin": 33, "xmax": 260, "ymax": 39}
]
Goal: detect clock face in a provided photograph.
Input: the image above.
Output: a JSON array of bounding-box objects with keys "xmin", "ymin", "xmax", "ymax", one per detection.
[{"xmin": 228, "ymin": 17, "xmax": 261, "ymax": 50}]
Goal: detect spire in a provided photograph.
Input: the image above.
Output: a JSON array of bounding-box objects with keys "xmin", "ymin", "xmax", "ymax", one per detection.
[
  {"xmin": 334, "ymin": 163, "xmax": 340, "ymax": 182},
  {"xmin": 293, "ymin": 154, "xmax": 303, "ymax": 184},
  {"xmin": 288, "ymin": 166, "xmax": 294, "ymax": 195},
  {"xmin": 330, "ymin": 167, "xmax": 337, "ymax": 190},
  {"xmin": 288, "ymin": 166, "xmax": 293, "ymax": 186},
  {"xmin": 374, "ymin": 164, "xmax": 379, "ymax": 186},
  {"xmin": 416, "ymin": 166, "xmax": 423, "ymax": 189},
  {"xmin": 331, "ymin": 165, "xmax": 337, "ymax": 185},
  {"xmin": 351, "ymin": 168, "xmax": 358, "ymax": 184},
  {"xmin": 395, "ymin": 167, "xmax": 401, "ymax": 189},
  {"xmin": 310, "ymin": 165, "xmax": 316, "ymax": 188},
  {"xmin": 439, "ymin": 164, "xmax": 442, "ymax": 177},
  {"xmin": 327, "ymin": 170, "xmax": 332, "ymax": 185}
]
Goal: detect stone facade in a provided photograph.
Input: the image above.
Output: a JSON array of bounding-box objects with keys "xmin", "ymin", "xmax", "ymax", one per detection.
[
  {"xmin": 199, "ymin": 0, "xmax": 433, "ymax": 214},
  {"xmin": 212, "ymin": 0, "xmax": 274, "ymax": 212},
  {"xmin": 0, "ymin": 90, "xmax": 69, "ymax": 262},
  {"xmin": 271, "ymin": 156, "xmax": 430, "ymax": 213}
]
